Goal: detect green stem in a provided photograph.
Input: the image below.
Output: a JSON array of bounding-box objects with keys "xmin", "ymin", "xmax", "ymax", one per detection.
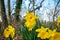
[{"xmin": 8, "ymin": 36, "xmax": 13, "ymax": 40}]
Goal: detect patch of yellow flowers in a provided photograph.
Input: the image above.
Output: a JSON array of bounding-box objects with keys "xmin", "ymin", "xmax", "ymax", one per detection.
[
  {"xmin": 36, "ymin": 26, "xmax": 60, "ymax": 40},
  {"xmin": 24, "ymin": 12, "xmax": 60, "ymax": 40},
  {"xmin": 3, "ymin": 25, "xmax": 15, "ymax": 38},
  {"xmin": 24, "ymin": 12, "xmax": 38, "ymax": 31}
]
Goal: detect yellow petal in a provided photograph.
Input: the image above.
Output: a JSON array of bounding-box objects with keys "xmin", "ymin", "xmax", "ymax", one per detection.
[
  {"xmin": 35, "ymin": 28, "xmax": 41, "ymax": 32},
  {"xmin": 3, "ymin": 28, "xmax": 11, "ymax": 38}
]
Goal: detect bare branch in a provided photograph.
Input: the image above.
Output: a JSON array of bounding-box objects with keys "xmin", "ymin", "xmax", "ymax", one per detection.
[
  {"xmin": 54, "ymin": 0, "xmax": 60, "ymax": 16},
  {"xmin": 28, "ymin": 0, "xmax": 32, "ymax": 11},
  {"xmin": 30, "ymin": 0, "xmax": 44, "ymax": 12},
  {"xmin": 11, "ymin": 2, "xmax": 16, "ymax": 13}
]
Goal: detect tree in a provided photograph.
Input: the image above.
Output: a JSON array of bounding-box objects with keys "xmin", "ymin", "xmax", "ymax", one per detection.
[
  {"xmin": 14, "ymin": 0, "xmax": 22, "ymax": 23},
  {"xmin": 53, "ymin": 0, "xmax": 60, "ymax": 22},
  {"xmin": 46, "ymin": 0, "xmax": 60, "ymax": 22},
  {"xmin": 8, "ymin": 0, "xmax": 12, "ymax": 24},
  {"xmin": 46, "ymin": 0, "xmax": 60, "ymax": 29},
  {"xmin": 0, "ymin": 0, "xmax": 8, "ymax": 34}
]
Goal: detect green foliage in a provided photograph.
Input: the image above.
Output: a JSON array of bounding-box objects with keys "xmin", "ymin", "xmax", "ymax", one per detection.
[{"xmin": 19, "ymin": 19, "xmax": 41, "ymax": 40}]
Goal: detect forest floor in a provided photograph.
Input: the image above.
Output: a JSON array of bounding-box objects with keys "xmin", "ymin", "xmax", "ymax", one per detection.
[{"xmin": 0, "ymin": 34, "xmax": 22, "ymax": 40}]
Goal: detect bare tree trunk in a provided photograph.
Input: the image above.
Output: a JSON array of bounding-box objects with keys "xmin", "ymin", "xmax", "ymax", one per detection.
[
  {"xmin": 0, "ymin": 0, "xmax": 8, "ymax": 33},
  {"xmin": 8, "ymin": 0, "xmax": 11, "ymax": 24},
  {"xmin": 14, "ymin": 0, "xmax": 22, "ymax": 23},
  {"xmin": 53, "ymin": 15, "xmax": 55, "ymax": 22}
]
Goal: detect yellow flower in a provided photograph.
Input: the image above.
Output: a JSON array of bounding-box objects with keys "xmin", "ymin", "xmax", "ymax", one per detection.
[
  {"xmin": 48, "ymin": 29, "xmax": 56, "ymax": 37},
  {"xmin": 25, "ymin": 21, "xmax": 36, "ymax": 31},
  {"xmin": 24, "ymin": 12, "xmax": 38, "ymax": 21},
  {"xmin": 8, "ymin": 25, "xmax": 14, "ymax": 32},
  {"xmin": 49, "ymin": 32, "xmax": 60, "ymax": 40},
  {"xmin": 11, "ymin": 31, "xmax": 15, "ymax": 38},
  {"xmin": 3, "ymin": 28, "xmax": 11, "ymax": 38},
  {"xmin": 8, "ymin": 25, "xmax": 15, "ymax": 38},
  {"xmin": 36, "ymin": 27, "xmax": 50, "ymax": 39},
  {"xmin": 3, "ymin": 25, "xmax": 15, "ymax": 38},
  {"xmin": 36, "ymin": 26, "xmax": 48, "ymax": 32},
  {"xmin": 37, "ymin": 31, "xmax": 50, "ymax": 39},
  {"xmin": 57, "ymin": 16, "xmax": 60, "ymax": 27}
]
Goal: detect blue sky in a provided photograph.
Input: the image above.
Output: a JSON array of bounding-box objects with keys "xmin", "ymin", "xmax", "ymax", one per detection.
[
  {"xmin": 4, "ymin": 0, "xmax": 56, "ymax": 12},
  {"xmin": 4, "ymin": 0, "xmax": 60, "ymax": 21}
]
